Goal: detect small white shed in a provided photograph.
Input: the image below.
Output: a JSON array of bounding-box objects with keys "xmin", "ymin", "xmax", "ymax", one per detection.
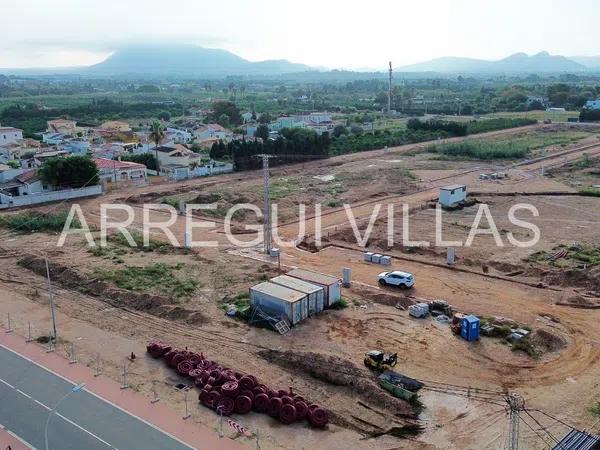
[{"xmin": 439, "ymin": 184, "xmax": 467, "ymax": 207}]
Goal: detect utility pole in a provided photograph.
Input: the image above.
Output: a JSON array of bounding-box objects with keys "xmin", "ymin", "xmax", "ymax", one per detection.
[
  {"xmin": 257, "ymin": 154, "xmax": 273, "ymax": 255},
  {"xmin": 45, "ymin": 258, "xmax": 57, "ymax": 341},
  {"xmin": 388, "ymin": 61, "xmax": 393, "ymax": 115},
  {"xmin": 507, "ymin": 393, "xmax": 524, "ymax": 450}
]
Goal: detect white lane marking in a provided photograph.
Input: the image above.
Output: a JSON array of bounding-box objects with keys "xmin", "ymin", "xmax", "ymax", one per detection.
[
  {"xmin": 56, "ymin": 412, "xmax": 113, "ymax": 448},
  {"xmin": 0, "ymin": 421, "xmax": 36, "ymax": 449},
  {"xmin": 15, "ymin": 388, "xmax": 32, "ymax": 399},
  {"xmin": 0, "ymin": 375, "xmax": 113, "ymax": 448},
  {"xmin": 0, "ymin": 378, "xmax": 15, "ymax": 389},
  {"xmin": 0, "ymin": 345, "xmax": 195, "ymax": 450}
]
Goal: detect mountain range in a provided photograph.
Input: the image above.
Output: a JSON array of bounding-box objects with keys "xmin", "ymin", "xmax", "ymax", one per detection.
[
  {"xmin": 397, "ymin": 51, "xmax": 593, "ymax": 73},
  {"xmin": 84, "ymin": 44, "xmax": 310, "ymax": 76},
  {"xmin": 2, "ymin": 45, "xmax": 600, "ymax": 76}
]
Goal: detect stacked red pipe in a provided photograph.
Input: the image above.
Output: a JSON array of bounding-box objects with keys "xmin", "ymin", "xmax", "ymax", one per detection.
[{"xmin": 146, "ymin": 342, "xmax": 329, "ymax": 428}]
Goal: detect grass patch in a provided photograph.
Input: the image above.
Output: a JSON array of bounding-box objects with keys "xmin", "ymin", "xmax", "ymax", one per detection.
[
  {"xmin": 220, "ymin": 292, "xmax": 252, "ymax": 321},
  {"xmin": 0, "ymin": 211, "xmax": 79, "ymax": 233},
  {"xmin": 579, "ymin": 187, "xmax": 600, "ymax": 197},
  {"xmin": 511, "ymin": 338, "xmax": 538, "ymax": 358},
  {"xmin": 427, "ymin": 132, "xmax": 589, "ymax": 160},
  {"xmin": 110, "ymin": 231, "xmax": 170, "ymax": 253},
  {"xmin": 589, "ymin": 402, "xmax": 600, "ymax": 417},
  {"xmin": 465, "ymin": 118, "xmax": 536, "ymax": 134},
  {"xmin": 328, "ymin": 298, "xmax": 349, "ymax": 310},
  {"xmin": 427, "ymin": 141, "xmax": 530, "ymax": 160},
  {"xmin": 94, "ymin": 263, "xmax": 199, "ymax": 298}
]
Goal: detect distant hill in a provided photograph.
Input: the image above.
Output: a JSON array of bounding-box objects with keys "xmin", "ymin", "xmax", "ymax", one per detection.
[
  {"xmin": 85, "ymin": 44, "xmax": 311, "ymax": 76},
  {"xmin": 398, "ymin": 52, "xmax": 587, "ymax": 74},
  {"xmin": 569, "ymin": 55, "xmax": 600, "ymax": 69}
]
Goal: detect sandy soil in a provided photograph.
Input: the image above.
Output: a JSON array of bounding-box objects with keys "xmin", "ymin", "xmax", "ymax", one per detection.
[{"xmin": 1, "ymin": 123, "xmax": 600, "ymax": 449}]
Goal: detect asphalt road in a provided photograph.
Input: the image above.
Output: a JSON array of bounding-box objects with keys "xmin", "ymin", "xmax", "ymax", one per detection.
[{"xmin": 0, "ymin": 346, "xmax": 194, "ymax": 450}]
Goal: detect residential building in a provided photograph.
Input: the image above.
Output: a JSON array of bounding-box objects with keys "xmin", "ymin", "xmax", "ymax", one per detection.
[
  {"xmin": 47, "ymin": 119, "xmax": 78, "ymax": 135},
  {"xmin": 193, "ymin": 123, "xmax": 233, "ymax": 142},
  {"xmin": 59, "ymin": 138, "xmax": 91, "ymax": 155},
  {"xmin": 0, "ymin": 138, "xmax": 41, "ymax": 161},
  {"xmin": 154, "ymin": 145, "xmax": 201, "ymax": 170},
  {"xmin": 585, "ymin": 99, "xmax": 600, "ymax": 110},
  {"xmin": 271, "ymin": 116, "xmax": 305, "ymax": 131},
  {"xmin": 22, "ymin": 150, "xmax": 69, "ymax": 168},
  {"xmin": 0, "ymin": 169, "xmax": 44, "ymax": 200},
  {"xmin": 93, "ymin": 158, "xmax": 147, "ymax": 183},
  {"xmin": 42, "ymin": 132, "xmax": 68, "ymax": 145},
  {"xmin": 0, "ymin": 126, "xmax": 23, "ymax": 146},
  {"xmin": 100, "ymin": 121, "xmax": 132, "ymax": 132},
  {"xmin": 165, "ymin": 127, "xmax": 193, "ymax": 144},
  {"xmin": 525, "ymin": 96, "xmax": 548, "ymax": 108}
]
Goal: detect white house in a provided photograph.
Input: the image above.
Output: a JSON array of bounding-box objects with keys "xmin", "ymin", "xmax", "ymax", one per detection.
[
  {"xmin": 525, "ymin": 96, "xmax": 548, "ymax": 108},
  {"xmin": 154, "ymin": 145, "xmax": 201, "ymax": 170},
  {"xmin": 165, "ymin": 127, "xmax": 193, "ymax": 144},
  {"xmin": 0, "ymin": 169, "xmax": 44, "ymax": 199},
  {"xmin": 193, "ymin": 124, "xmax": 233, "ymax": 142},
  {"xmin": 0, "ymin": 127, "xmax": 23, "ymax": 146},
  {"xmin": 60, "ymin": 138, "xmax": 91, "ymax": 155},
  {"xmin": 439, "ymin": 184, "xmax": 467, "ymax": 207},
  {"xmin": 585, "ymin": 100, "xmax": 600, "ymax": 110},
  {"xmin": 93, "ymin": 158, "xmax": 147, "ymax": 183}
]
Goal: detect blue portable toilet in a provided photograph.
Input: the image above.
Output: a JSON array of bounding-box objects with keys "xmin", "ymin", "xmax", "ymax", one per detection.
[{"xmin": 461, "ymin": 315, "xmax": 480, "ymax": 341}]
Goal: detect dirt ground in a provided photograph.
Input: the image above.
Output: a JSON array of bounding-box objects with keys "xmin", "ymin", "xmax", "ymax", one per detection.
[{"xmin": 1, "ymin": 123, "xmax": 600, "ymax": 449}]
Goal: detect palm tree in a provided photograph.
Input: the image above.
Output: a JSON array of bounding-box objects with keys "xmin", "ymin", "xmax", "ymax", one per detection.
[{"xmin": 149, "ymin": 121, "xmax": 165, "ymax": 173}]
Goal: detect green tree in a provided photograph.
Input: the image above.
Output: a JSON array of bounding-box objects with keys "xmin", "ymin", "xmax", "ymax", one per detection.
[
  {"xmin": 7, "ymin": 160, "xmax": 20, "ymax": 169},
  {"xmin": 218, "ymin": 113, "xmax": 230, "ymax": 128},
  {"xmin": 209, "ymin": 101, "xmax": 242, "ymax": 126},
  {"xmin": 39, "ymin": 155, "xmax": 99, "ymax": 188},
  {"xmin": 121, "ymin": 153, "xmax": 157, "ymax": 171},
  {"xmin": 254, "ymin": 124, "xmax": 270, "ymax": 140},
  {"xmin": 258, "ymin": 112, "xmax": 272, "ymax": 124},
  {"xmin": 333, "ymin": 125, "xmax": 348, "ymax": 137},
  {"xmin": 149, "ymin": 121, "xmax": 165, "ymax": 172},
  {"xmin": 158, "ymin": 111, "xmax": 171, "ymax": 121}
]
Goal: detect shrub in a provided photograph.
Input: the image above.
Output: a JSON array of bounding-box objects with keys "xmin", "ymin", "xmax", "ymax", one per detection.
[
  {"xmin": 427, "ymin": 141, "xmax": 529, "ymax": 160},
  {"xmin": 0, "ymin": 211, "xmax": 78, "ymax": 233},
  {"xmin": 328, "ymin": 298, "xmax": 349, "ymax": 310},
  {"xmin": 94, "ymin": 263, "xmax": 198, "ymax": 298},
  {"xmin": 466, "ymin": 118, "xmax": 537, "ymax": 134},
  {"xmin": 579, "ymin": 187, "xmax": 600, "ymax": 197}
]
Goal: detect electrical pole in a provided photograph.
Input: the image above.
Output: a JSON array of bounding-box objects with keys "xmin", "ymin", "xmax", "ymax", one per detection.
[
  {"xmin": 45, "ymin": 258, "xmax": 57, "ymax": 341},
  {"xmin": 507, "ymin": 393, "xmax": 524, "ymax": 450},
  {"xmin": 388, "ymin": 61, "xmax": 393, "ymax": 115},
  {"xmin": 258, "ymin": 154, "xmax": 272, "ymax": 255}
]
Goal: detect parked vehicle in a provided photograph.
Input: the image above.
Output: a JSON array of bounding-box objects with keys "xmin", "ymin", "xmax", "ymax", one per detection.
[
  {"xmin": 364, "ymin": 350, "xmax": 398, "ymax": 371},
  {"xmin": 378, "ymin": 271, "xmax": 415, "ymax": 288}
]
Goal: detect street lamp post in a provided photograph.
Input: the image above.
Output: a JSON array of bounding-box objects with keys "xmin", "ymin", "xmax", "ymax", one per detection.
[{"xmin": 44, "ymin": 383, "xmax": 86, "ymax": 450}]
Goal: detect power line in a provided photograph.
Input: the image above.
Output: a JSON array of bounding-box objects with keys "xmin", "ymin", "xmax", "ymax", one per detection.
[{"xmin": 519, "ymin": 413, "xmax": 554, "ymax": 449}]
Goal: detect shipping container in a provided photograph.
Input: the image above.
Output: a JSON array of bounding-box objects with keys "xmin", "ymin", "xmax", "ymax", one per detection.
[
  {"xmin": 270, "ymin": 275, "xmax": 325, "ymax": 315},
  {"xmin": 287, "ymin": 268, "xmax": 342, "ymax": 307},
  {"xmin": 249, "ymin": 282, "xmax": 308, "ymax": 326}
]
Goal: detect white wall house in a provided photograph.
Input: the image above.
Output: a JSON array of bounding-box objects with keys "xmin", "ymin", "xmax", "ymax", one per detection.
[
  {"xmin": 439, "ymin": 184, "xmax": 467, "ymax": 207},
  {"xmin": 92, "ymin": 158, "xmax": 147, "ymax": 183},
  {"xmin": 0, "ymin": 127, "xmax": 23, "ymax": 146},
  {"xmin": 194, "ymin": 124, "xmax": 233, "ymax": 142},
  {"xmin": 585, "ymin": 100, "xmax": 600, "ymax": 110}
]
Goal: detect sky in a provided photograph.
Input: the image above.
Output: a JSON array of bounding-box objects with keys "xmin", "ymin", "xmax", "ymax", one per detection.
[{"xmin": 0, "ymin": 0, "xmax": 598, "ymax": 70}]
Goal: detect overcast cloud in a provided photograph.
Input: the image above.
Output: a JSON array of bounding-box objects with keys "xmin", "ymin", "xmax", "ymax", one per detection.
[{"xmin": 0, "ymin": 0, "xmax": 598, "ymax": 69}]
